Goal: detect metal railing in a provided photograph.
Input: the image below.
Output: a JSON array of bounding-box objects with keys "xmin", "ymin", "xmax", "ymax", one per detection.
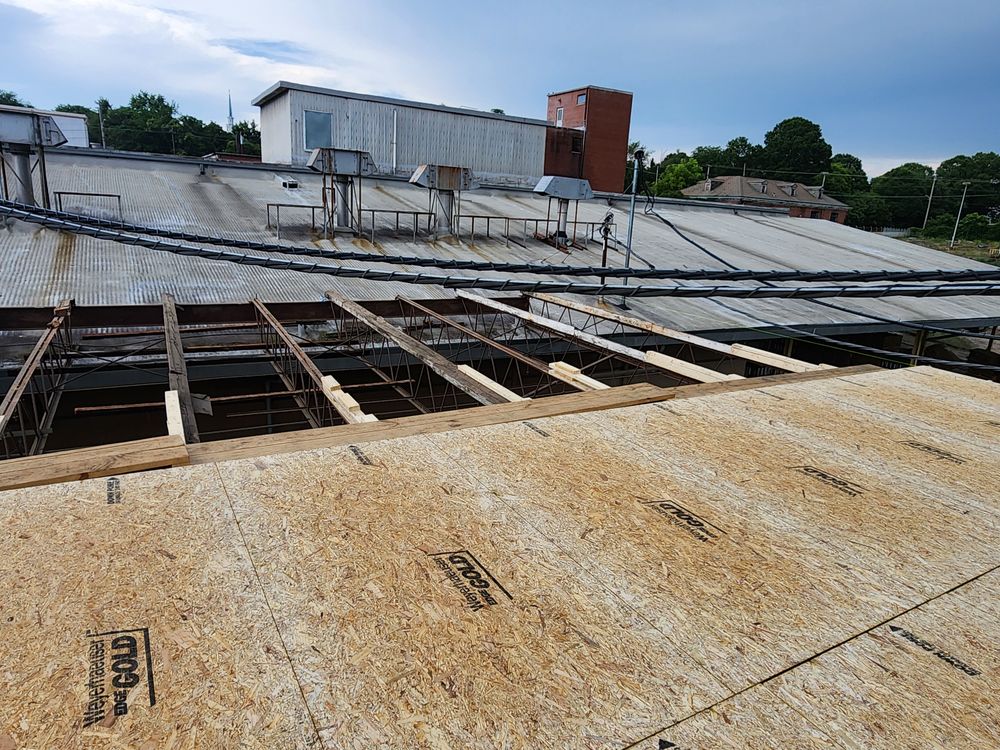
[
  {"xmin": 54, "ymin": 191, "xmax": 123, "ymax": 220},
  {"xmin": 359, "ymin": 208, "xmax": 434, "ymax": 244},
  {"xmin": 456, "ymin": 214, "xmax": 614, "ymax": 248}
]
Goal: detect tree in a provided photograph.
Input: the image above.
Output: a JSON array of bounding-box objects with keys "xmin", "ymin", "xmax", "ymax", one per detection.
[
  {"xmin": 490, "ymin": 107, "xmax": 505, "ymax": 115},
  {"xmin": 652, "ymin": 158, "xmax": 703, "ymax": 198},
  {"xmin": 871, "ymin": 162, "xmax": 934, "ymax": 228},
  {"xmin": 691, "ymin": 145, "xmax": 726, "ymax": 175},
  {"xmin": 228, "ymin": 119, "xmax": 261, "ymax": 155},
  {"xmin": 761, "ymin": 117, "xmax": 832, "ymax": 181},
  {"xmin": 935, "ymin": 152, "xmax": 1000, "ymax": 217},
  {"xmin": 844, "ymin": 194, "xmax": 890, "ymax": 228},
  {"xmin": 825, "ymin": 153, "xmax": 869, "ymax": 197},
  {"xmin": 0, "ymin": 90, "xmax": 30, "ymax": 107}
]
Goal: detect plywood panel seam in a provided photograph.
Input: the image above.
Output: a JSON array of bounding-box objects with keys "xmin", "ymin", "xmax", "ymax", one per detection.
[{"xmin": 210, "ymin": 462, "xmax": 325, "ymax": 746}]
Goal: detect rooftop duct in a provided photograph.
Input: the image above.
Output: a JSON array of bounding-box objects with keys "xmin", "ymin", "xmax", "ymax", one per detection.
[
  {"xmin": 533, "ymin": 176, "xmax": 593, "ymax": 250},
  {"xmin": 409, "ymin": 164, "xmax": 477, "ymax": 236},
  {"xmin": 0, "ymin": 110, "xmax": 66, "ymax": 207},
  {"xmin": 306, "ymin": 148, "xmax": 377, "ymax": 235}
]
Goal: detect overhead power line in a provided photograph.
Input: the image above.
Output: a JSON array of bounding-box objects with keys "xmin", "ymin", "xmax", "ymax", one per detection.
[
  {"xmin": 6, "ymin": 205, "xmax": 1000, "ymax": 301},
  {"xmin": 4, "ymin": 201, "xmax": 1000, "ymax": 285}
]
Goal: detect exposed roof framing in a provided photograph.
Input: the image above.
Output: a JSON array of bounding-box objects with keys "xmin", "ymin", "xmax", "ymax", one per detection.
[
  {"xmin": 162, "ymin": 294, "xmax": 201, "ymax": 443},
  {"xmin": 456, "ymin": 292, "xmax": 739, "ymax": 384},
  {"xmin": 326, "ymin": 293, "xmax": 510, "ymax": 407},
  {"xmin": 396, "ymin": 295, "xmax": 588, "ymax": 395},
  {"xmin": 0, "ymin": 300, "xmax": 72, "ymax": 458},
  {"xmin": 253, "ymin": 299, "xmax": 359, "ymax": 428},
  {"xmin": 529, "ymin": 293, "xmax": 827, "ymax": 373}
]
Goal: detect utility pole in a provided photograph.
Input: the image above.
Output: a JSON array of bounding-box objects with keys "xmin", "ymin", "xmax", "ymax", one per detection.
[
  {"xmin": 949, "ymin": 181, "xmax": 971, "ymax": 248},
  {"xmin": 97, "ymin": 99, "xmax": 107, "ymax": 149},
  {"xmin": 922, "ymin": 173, "xmax": 937, "ymax": 229},
  {"xmin": 621, "ymin": 149, "xmax": 644, "ymax": 308}
]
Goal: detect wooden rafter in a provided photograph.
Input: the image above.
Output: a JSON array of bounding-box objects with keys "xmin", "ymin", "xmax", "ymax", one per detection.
[{"xmin": 162, "ymin": 294, "xmax": 200, "ymax": 443}]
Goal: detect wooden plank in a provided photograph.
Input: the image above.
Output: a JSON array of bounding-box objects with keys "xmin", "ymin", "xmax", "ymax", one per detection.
[
  {"xmin": 327, "ymin": 292, "xmax": 508, "ymax": 406},
  {"xmin": 164, "ymin": 390, "xmax": 184, "ymax": 440},
  {"xmin": 529, "ymin": 292, "xmax": 826, "ymax": 373},
  {"xmin": 457, "ymin": 291, "xmax": 738, "ymax": 383},
  {"xmin": 161, "ymin": 293, "xmax": 200, "ymax": 443},
  {"xmin": 319, "ymin": 374, "xmax": 378, "ymax": 423},
  {"xmin": 548, "ymin": 360, "xmax": 611, "ymax": 390},
  {"xmin": 186, "ymin": 366, "xmax": 875, "ymax": 466},
  {"xmin": 456, "ymin": 364, "xmax": 527, "ymax": 402},
  {"xmin": 0, "ymin": 435, "xmax": 188, "ymax": 491}
]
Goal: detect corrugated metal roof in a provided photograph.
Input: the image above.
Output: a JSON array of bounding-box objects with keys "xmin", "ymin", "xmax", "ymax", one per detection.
[{"xmin": 4, "ymin": 150, "xmax": 999, "ymax": 334}]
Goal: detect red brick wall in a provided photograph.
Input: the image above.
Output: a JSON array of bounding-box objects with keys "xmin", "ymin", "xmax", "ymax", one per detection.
[
  {"xmin": 789, "ymin": 206, "xmax": 848, "ymax": 223},
  {"xmin": 543, "ymin": 127, "xmax": 584, "ymax": 180},
  {"xmin": 545, "ymin": 87, "xmax": 632, "ymax": 192}
]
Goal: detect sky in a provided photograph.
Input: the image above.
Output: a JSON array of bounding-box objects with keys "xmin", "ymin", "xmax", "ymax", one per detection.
[{"xmin": 1, "ymin": 0, "xmax": 997, "ymax": 176}]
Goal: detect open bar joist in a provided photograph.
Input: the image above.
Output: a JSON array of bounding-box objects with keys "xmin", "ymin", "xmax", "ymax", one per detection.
[
  {"xmin": 0, "ymin": 301, "xmax": 73, "ymax": 459},
  {"xmin": 528, "ymin": 293, "xmax": 829, "ymax": 374},
  {"xmin": 326, "ymin": 293, "xmax": 510, "ymax": 409},
  {"xmin": 394, "ymin": 296, "xmax": 586, "ymax": 400},
  {"xmin": 456, "ymin": 292, "xmax": 739, "ymax": 385}
]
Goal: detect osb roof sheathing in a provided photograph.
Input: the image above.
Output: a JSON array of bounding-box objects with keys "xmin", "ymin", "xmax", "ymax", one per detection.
[{"xmin": 0, "ymin": 365, "xmax": 997, "ymax": 748}]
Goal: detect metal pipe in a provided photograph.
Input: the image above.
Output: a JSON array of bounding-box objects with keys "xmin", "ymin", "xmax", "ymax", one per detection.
[
  {"xmin": 12, "ymin": 150, "xmax": 35, "ymax": 206},
  {"xmin": 334, "ymin": 177, "xmax": 351, "ymax": 228},
  {"xmin": 949, "ymin": 181, "xmax": 971, "ymax": 248},
  {"xmin": 556, "ymin": 198, "xmax": 569, "ymax": 247}
]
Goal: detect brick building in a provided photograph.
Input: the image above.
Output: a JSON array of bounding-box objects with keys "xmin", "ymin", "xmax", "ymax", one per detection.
[
  {"xmin": 682, "ymin": 175, "xmax": 850, "ymax": 222},
  {"xmin": 543, "ymin": 86, "xmax": 632, "ymax": 192}
]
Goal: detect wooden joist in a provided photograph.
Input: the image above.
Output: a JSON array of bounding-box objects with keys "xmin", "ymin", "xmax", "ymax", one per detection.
[
  {"xmin": 320, "ymin": 375, "xmax": 379, "ymax": 423},
  {"xmin": 456, "ymin": 365, "xmax": 528, "ymax": 402},
  {"xmin": 164, "ymin": 390, "xmax": 185, "ymax": 441},
  {"xmin": 161, "ymin": 293, "xmax": 200, "ymax": 443},
  {"xmin": 528, "ymin": 292, "xmax": 826, "ymax": 373},
  {"xmin": 548, "ymin": 361, "xmax": 611, "ymax": 391},
  {"xmin": 327, "ymin": 292, "xmax": 509, "ymax": 406},
  {"xmin": 457, "ymin": 291, "xmax": 739, "ymax": 384},
  {"xmin": 0, "ymin": 434, "xmax": 188, "ymax": 491}
]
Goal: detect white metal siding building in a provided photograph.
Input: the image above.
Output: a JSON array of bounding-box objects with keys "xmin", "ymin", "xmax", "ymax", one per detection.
[{"xmin": 253, "ymin": 82, "xmax": 547, "ymax": 182}]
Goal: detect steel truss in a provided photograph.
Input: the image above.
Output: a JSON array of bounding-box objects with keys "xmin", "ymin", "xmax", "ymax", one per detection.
[{"xmin": 0, "ymin": 302, "xmax": 73, "ymax": 458}]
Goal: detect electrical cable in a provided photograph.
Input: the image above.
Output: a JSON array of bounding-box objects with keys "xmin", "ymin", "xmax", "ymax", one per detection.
[
  {"xmin": 632, "ymin": 170, "xmax": 1000, "ymax": 370},
  {"xmin": 5, "ymin": 199, "xmax": 1000, "ymax": 284},
  {"xmin": 7, "ymin": 204, "xmax": 1000, "ymax": 301}
]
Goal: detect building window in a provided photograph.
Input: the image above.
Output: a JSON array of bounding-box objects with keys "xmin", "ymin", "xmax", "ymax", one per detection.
[
  {"xmin": 304, "ymin": 110, "xmax": 333, "ymax": 150},
  {"xmin": 809, "ymin": 210, "xmax": 821, "ymax": 219},
  {"xmin": 577, "ymin": 93, "xmax": 586, "ymax": 105},
  {"xmin": 571, "ymin": 135, "xmax": 583, "ymax": 154},
  {"xmin": 829, "ymin": 212, "xmax": 840, "ymax": 222},
  {"xmin": 555, "ymin": 107, "xmax": 564, "ymax": 127}
]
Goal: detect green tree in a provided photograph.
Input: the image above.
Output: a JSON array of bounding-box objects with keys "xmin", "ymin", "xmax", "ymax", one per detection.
[
  {"xmin": 935, "ymin": 152, "xmax": 1000, "ymax": 217},
  {"xmin": 871, "ymin": 162, "xmax": 934, "ymax": 228},
  {"xmin": 761, "ymin": 117, "xmax": 832, "ymax": 181},
  {"xmin": 691, "ymin": 145, "xmax": 726, "ymax": 175},
  {"xmin": 228, "ymin": 119, "xmax": 261, "ymax": 155},
  {"xmin": 844, "ymin": 193, "xmax": 890, "ymax": 228},
  {"xmin": 0, "ymin": 90, "xmax": 30, "ymax": 107},
  {"xmin": 825, "ymin": 153, "xmax": 869, "ymax": 197},
  {"xmin": 652, "ymin": 158, "xmax": 703, "ymax": 198}
]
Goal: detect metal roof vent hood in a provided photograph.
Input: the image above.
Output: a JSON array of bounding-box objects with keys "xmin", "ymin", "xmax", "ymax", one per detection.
[
  {"xmin": 0, "ymin": 109, "xmax": 67, "ymax": 207},
  {"xmin": 409, "ymin": 164, "xmax": 477, "ymax": 236},
  {"xmin": 306, "ymin": 148, "xmax": 377, "ymax": 235},
  {"xmin": 533, "ymin": 176, "xmax": 593, "ymax": 249}
]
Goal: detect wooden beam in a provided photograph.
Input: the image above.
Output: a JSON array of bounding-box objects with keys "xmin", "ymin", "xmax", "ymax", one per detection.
[
  {"xmin": 457, "ymin": 365, "xmax": 528, "ymax": 402},
  {"xmin": 162, "ymin": 294, "xmax": 200, "ymax": 443},
  {"xmin": 326, "ymin": 292, "xmax": 508, "ymax": 406},
  {"xmin": 165, "ymin": 390, "xmax": 185, "ymax": 441},
  {"xmin": 457, "ymin": 292, "xmax": 739, "ymax": 384},
  {"xmin": 0, "ymin": 435, "xmax": 188, "ymax": 491},
  {"xmin": 396, "ymin": 295, "xmax": 586, "ymax": 390},
  {"xmin": 548, "ymin": 361, "xmax": 611, "ymax": 391},
  {"xmin": 253, "ymin": 299, "xmax": 376, "ymax": 428},
  {"xmin": 186, "ymin": 364, "xmax": 877, "ymax": 467},
  {"xmin": 320, "ymin": 375, "xmax": 378, "ymax": 423},
  {"xmin": 529, "ymin": 293, "xmax": 825, "ymax": 373}
]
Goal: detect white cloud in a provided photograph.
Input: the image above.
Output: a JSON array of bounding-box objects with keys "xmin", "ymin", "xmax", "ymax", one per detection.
[{"xmin": 1, "ymin": 0, "xmax": 436, "ymax": 123}]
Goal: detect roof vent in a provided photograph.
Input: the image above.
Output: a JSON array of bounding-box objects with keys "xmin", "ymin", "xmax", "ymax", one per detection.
[
  {"xmin": 281, "ymin": 177, "xmax": 299, "ymax": 189},
  {"xmin": 533, "ymin": 176, "xmax": 593, "ymax": 250},
  {"xmin": 409, "ymin": 164, "xmax": 477, "ymax": 236}
]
